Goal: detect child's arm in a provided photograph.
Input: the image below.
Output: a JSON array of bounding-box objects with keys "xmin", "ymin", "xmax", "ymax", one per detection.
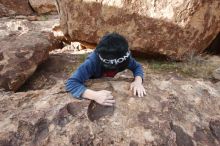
[
  {"xmin": 65, "ymin": 59, "xmax": 94, "ymax": 99},
  {"xmin": 65, "ymin": 59, "xmax": 115, "ymax": 106},
  {"xmin": 128, "ymin": 57, "xmax": 146, "ymax": 97},
  {"xmin": 128, "ymin": 57, "xmax": 144, "ymax": 80}
]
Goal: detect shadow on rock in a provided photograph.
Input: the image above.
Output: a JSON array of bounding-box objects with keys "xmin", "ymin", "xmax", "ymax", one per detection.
[{"xmin": 87, "ymin": 100, "xmax": 114, "ymax": 122}]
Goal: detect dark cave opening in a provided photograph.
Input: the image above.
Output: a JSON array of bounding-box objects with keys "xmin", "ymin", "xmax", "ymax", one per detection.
[{"xmin": 205, "ymin": 32, "xmax": 220, "ymax": 55}]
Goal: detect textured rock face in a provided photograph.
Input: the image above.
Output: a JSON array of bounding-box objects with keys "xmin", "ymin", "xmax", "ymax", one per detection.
[
  {"xmin": 57, "ymin": 0, "xmax": 220, "ymax": 59},
  {"xmin": 0, "ymin": 17, "xmax": 63, "ymax": 91},
  {"xmin": 0, "ymin": 75, "xmax": 220, "ymax": 145},
  {"xmin": 0, "ymin": 16, "xmax": 61, "ymax": 40},
  {"xmin": 0, "ymin": 19, "xmax": 32, "ymax": 40},
  {"xmin": 213, "ymin": 67, "xmax": 220, "ymax": 80},
  {"xmin": 29, "ymin": 0, "xmax": 57, "ymax": 14},
  {"xmin": 0, "ymin": 31, "xmax": 59, "ymax": 91},
  {"xmin": 0, "ymin": 0, "xmax": 34, "ymax": 17}
]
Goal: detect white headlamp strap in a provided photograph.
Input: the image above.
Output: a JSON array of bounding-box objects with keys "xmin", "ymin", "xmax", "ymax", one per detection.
[{"xmin": 99, "ymin": 51, "xmax": 130, "ymax": 65}]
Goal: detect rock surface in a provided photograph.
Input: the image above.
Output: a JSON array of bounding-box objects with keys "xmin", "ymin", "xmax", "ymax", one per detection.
[
  {"xmin": 57, "ymin": 0, "xmax": 220, "ymax": 59},
  {"xmin": 29, "ymin": 0, "xmax": 57, "ymax": 14},
  {"xmin": 0, "ymin": 73, "xmax": 220, "ymax": 145},
  {"xmin": 0, "ymin": 15, "xmax": 60, "ymax": 39},
  {"xmin": 213, "ymin": 67, "xmax": 220, "ymax": 80},
  {"xmin": 0, "ymin": 0, "xmax": 34, "ymax": 17},
  {"xmin": 0, "ymin": 17, "xmax": 63, "ymax": 91},
  {"xmin": 0, "ymin": 31, "xmax": 61, "ymax": 91}
]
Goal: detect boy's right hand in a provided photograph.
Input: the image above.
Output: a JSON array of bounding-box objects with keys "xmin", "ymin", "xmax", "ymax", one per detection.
[{"xmin": 93, "ymin": 90, "xmax": 115, "ymax": 106}]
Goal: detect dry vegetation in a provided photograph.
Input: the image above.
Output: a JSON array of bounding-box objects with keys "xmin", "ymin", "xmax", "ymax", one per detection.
[{"xmin": 139, "ymin": 54, "xmax": 220, "ymax": 80}]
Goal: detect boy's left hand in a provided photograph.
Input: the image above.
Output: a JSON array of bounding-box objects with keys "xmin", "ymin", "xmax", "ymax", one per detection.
[{"xmin": 130, "ymin": 76, "xmax": 146, "ymax": 97}]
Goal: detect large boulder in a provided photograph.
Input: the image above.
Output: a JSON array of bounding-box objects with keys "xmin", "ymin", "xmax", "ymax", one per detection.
[
  {"xmin": 0, "ymin": 31, "xmax": 62, "ymax": 91},
  {"xmin": 0, "ymin": 16, "xmax": 62, "ymax": 47},
  {"xmin": 0, "ymin": 0, "xmax": 34, "ymax": 17},
  {"xmin": 29, "ymin": 0, "xmax": 58, "ymax": 14},
  {"xmin": 0, "ymin": 17, "xmax": 63, "ymax": 91},
  {"xmin": 0, "ymin": 75, "xmax": 220, "ymax": 145},
  {"xmin": 56, "ymin": 0, "xmax": 220, "ymax": 59}
]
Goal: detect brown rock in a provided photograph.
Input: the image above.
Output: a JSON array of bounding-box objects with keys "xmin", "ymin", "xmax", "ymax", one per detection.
[
  {"xmin": 194, "ymin": 126, "xmax": 216, "ymax": 146},
  {"xmin": 0, "ymin": 16, "xmax": 60, "ymax": 40},
  {"xmin": 0, "ymin": 52, "xmax": 3, "ymax": 61},
  {"xmin": 170, "ymin": 122, "xmax": 194, "ymax": 146},
  {"xmin": 87, "ymin": 100, "xmax": 114, "ymax": 121},
  {"xmin": 56, "ymin": 0, "xmax": 220, "ymax": 59},
  {"xmin": 0, "ymin": 0, "xmax": 34, "ymax": 17},
  {"xmin": 210, "ymin": 120, "xmax": 220, "ymax": 142},
  {"xmin": 29, "ymin": 0, "xmax": 57, "ymax": 14},
  {"xmin": 0, "ymin": 31, "xmax": 61, "ymax": 91},
  {"xmin": 0, "ymin": 75, "xmax": 220, "ymax": 145}
]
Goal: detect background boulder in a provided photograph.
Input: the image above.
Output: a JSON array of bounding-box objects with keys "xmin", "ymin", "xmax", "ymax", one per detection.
[
  {"xmin": 56, "ymin": 0, "xmax": 220, "ymax": 59},
  {"xmin": 0, "ymin": 16, "xmax": 63, "ymax": 91},
  {"xmin": 0, "ymin": 31, "xmax": 61, "ymax": 91},
  {"xmin": 29, "ymin": 0, "xmax": 57, "ymax": 14},
  {"xmin": 0, "ymin": 0, "xmax": 34, "ymax": 17}
]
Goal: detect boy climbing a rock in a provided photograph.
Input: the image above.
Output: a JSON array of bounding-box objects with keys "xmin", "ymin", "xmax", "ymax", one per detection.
[{"xmin": 66, "ymin": 32, "xmax": 146, "ymax": 106}]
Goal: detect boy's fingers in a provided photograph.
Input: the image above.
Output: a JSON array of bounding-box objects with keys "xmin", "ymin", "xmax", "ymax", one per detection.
[
  {"xmin": 133, "ymin": 87, "xmax": 137, "ymax": 96},
  {"xmin": 137, "ymin": 90, "xmax": 140, "ymax": 97},
  {"xmin": 105, "ymin": 91, "xmax": 112, "ymax": 96},
  {"xmin": 138, "ymin": 89, "xmax": 141, "ymax": 97},
  {"xmin": 140, "ymin": 89, "xmax": 144, "ymax": 97},
  {"xmin": 106, "ymin": 99, "xmax": 115, "ymax": 103},
  {"xmin": 129, "ymin": 85, "xmax": 133, "ymax": 91},
  {"xmin": 107, "ymin": 95, "xmax": 114, "ymax": 99},
  {"xmin": 143, "ymin": 89, "xmax": 147, "ymax": 95},
  {"xmin": 104, "ymin": 103, "xmax": 113, "ymax": 106},
  {"xmin": 103, "ymin": 90, "xmax": 111, "ymax": 93}
]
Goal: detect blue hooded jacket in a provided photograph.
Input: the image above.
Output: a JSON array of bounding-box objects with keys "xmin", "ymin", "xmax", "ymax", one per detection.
[{"xmin": 65, "ymin": 51, "xmax": 144, "ymax": 99}]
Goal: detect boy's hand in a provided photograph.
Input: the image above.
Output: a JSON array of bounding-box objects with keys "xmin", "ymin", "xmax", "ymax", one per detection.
[
  {"xmin": 82, "ymin": 89, "xmax": 115, "ymax": 106},
  {"xmin": 93, "ymin": 90, "xmax": 115, "ymax": 106},
  {"xmin": 130, "ymin": 76, "xmax": 146, "ymax": 97}
]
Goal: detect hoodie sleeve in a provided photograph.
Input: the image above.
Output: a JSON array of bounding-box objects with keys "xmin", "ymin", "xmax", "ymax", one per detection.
[
  {"xmin": 65, "ymin": 58, "xmax": 96, "ymax": 99},
  {"xmin": 127, "ymin": 57, "xmax": 144, "ymax": 80}
]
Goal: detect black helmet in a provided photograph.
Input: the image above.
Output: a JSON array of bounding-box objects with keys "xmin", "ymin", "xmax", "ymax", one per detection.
[{"xmin": 96, "ymin": 32, "xmax": 130, "ymax": 71}]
